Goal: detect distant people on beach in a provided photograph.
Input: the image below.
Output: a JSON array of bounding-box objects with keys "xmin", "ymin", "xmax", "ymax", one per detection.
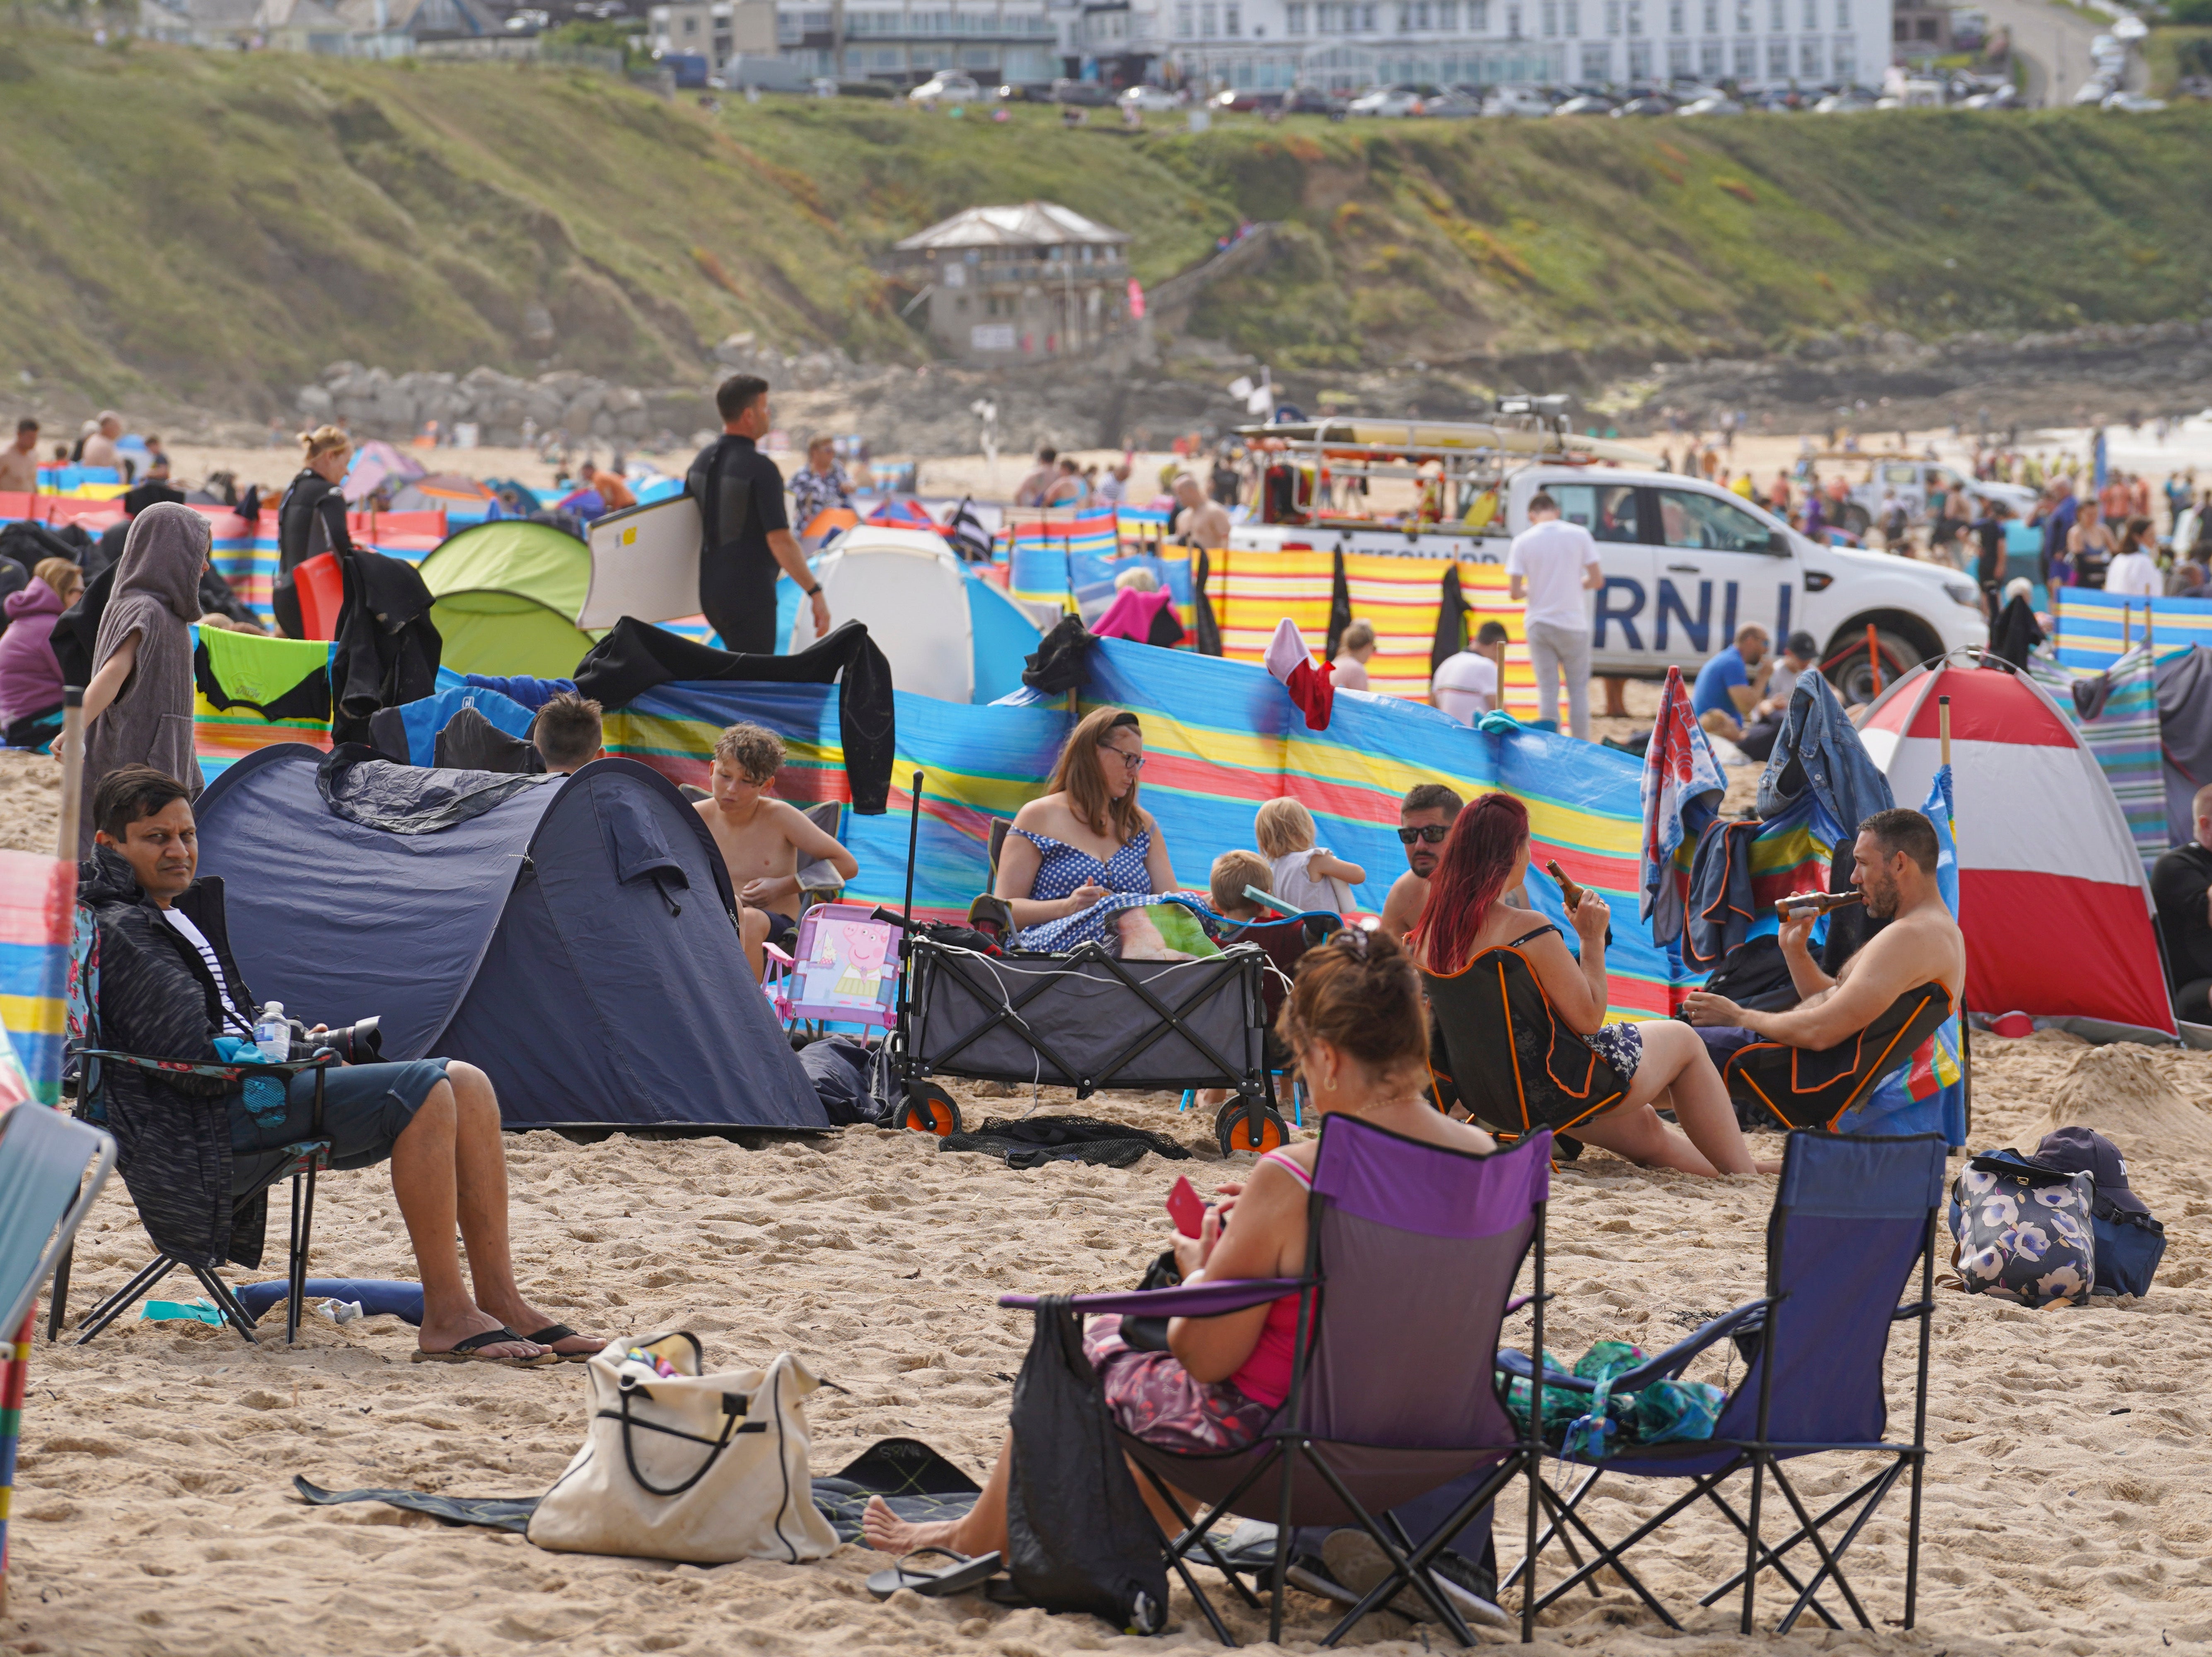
[
  {"xmin": 274, "ymin": 425, "xmax": 357, "ymax": 636},
  {"xmin": 82, "ymin": 765, "xmax": 598, "ymax": 1365},
  {"xmin": 1506, "ymin": 490, "xmax": 1600, "ymax": 741},
  {"xmin": 0, "ymin": 418, "xmax": 37, "ymax": 494},
  {"xmin": 2152, "ymin": 784, "xmax": 2212, "ymax": 1024},
  {"xmin": 693, "ymin": 721, "xmax": 857, "ymax": 973},
  {"xmin": 2105, "ymin": 517, "xmax": 2161, "ymax": 599},
  {"xmin": 1042, "ymin": 457, "xmax": 1088, "ymax": 506},
  {"xmin": 0, "ymin": 557, "xmax": 81, "ymax": 749},
  {"xmin": 532, "ymin": 692, "xmax": 605, "ymax": 775},
  {"xmin": 1014, "ymin": 446, "xmax": 1059, "ymax": 508},
  {"xmin": 1330, "ymin": 619, "xmax": 1376, "ymax": 691},
  {"xmin": 1412, "ymin": 792, "xmax": 1775, "ymax": 1177},
  {"xmin": 79, "ymin": 411, "xmax": 122, "ymax": 474},
  {"xmin": 686, "ymin": 375, "xmax": 829, "ymax": 655},
  {"xmin": 1691, "ymin": 624, "xmax": 1774, "ymax": 745},
  {"xmin": 1431, "ymin": 621, "xmax": 1510, "ymax": 726},
  {"xmin": 790, "ymin": 437, "xmax": 852, "ymax": 528},
  {"xmin": 1170, "ymin": 472, "xmax": 1231, "ymax": 550},
  {"xmin": 2068, "ymin": 498, "xmax": 2114, "ymax": 590}
]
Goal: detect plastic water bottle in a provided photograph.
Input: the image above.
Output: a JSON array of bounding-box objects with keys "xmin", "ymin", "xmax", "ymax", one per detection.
[{"xmin": 253, "ymin": 1001, "xmax": 289, "ymax": 1063}]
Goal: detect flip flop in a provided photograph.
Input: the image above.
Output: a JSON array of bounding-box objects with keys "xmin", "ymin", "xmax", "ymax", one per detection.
[
  {"xmin": 865, "ymin": 1548, "xmax": 1003, "ymax": 1601},
  {"xmin": 411, "ymin": 1327, "xmax": 561, "ymax": 1367},
  {"xmin": 521, "ymin": 1323, "xmax": 600, "ymax": 1363}
]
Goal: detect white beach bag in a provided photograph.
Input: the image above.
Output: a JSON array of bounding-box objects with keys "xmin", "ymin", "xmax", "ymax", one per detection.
[{"xmin": 527, "ymin": 1331, "xmax": 838, "ymax": 1564}]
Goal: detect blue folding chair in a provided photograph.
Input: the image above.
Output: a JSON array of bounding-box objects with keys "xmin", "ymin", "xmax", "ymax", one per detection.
[
  {"xmin": 0, "ymin": 1104, "xmax": 116, "ymax": 1341},
  {"xmin": 1500, "ymin": 1130, "xmax": 1947, "ymax": 1635}
]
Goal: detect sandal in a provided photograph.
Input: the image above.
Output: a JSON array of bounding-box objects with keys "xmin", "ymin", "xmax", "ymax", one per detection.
[
  {"xmin": 521, "ymin": 1323, "xmax": 601, "ymax": 1363},
  {"xmin": 411, "ymin": 1326, "xmax": 561, "ymax": 1367},
  {"xmin": 865, "ymin": 1548, "xmax": 1003, "ymax": 1601}
]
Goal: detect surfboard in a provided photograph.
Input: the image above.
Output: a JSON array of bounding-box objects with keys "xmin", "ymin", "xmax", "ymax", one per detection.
[{"xmin": 580, "ymin": 494, "xmax": 701, "ymax": 629}]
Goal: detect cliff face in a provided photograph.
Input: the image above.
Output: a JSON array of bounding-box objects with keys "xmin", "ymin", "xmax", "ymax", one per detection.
[{"xmin": 4, "ymin": 27, "xmax": 2209, "ymax": 415}]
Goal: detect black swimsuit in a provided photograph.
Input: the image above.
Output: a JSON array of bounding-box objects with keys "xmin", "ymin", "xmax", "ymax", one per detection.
[{"xmin": 1507, "ymin": 921, "xmax": 1644, "ymax": 1080}]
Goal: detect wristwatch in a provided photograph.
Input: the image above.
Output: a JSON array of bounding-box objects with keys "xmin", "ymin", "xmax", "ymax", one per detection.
[{"xmin": 804, "ymin": 582, "xmax": 823, "ymax": 597}]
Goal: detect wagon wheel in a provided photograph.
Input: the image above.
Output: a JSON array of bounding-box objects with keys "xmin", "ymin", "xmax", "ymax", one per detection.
[
  {"xmin": 899, "ymin": 1083, "xmax": 963, "ymax": 1137},
  {"xmin": 1215, "ymin": 1099, "xmax": 1290, "ymax": 1155}
]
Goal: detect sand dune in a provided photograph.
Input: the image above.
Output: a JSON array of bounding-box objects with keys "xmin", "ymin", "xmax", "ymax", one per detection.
[{"xmin": 4, "ymin": 1022, "xmax": 2207, "ymax": 1656}]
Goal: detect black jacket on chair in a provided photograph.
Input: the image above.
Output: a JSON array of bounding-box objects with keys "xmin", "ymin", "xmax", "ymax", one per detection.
[
  {"xmin": 331, "ymin": 547, "xmax": 442, "ymax": 746},
  {"xmin": 78, "ymin": 845, "xmax": 269, "ymax": 1271}
]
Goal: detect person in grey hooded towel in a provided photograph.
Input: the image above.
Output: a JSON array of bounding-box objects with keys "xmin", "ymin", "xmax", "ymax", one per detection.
[{"xmin": 72, "ymin": 500, "xmax": 208, "ymax": 855}]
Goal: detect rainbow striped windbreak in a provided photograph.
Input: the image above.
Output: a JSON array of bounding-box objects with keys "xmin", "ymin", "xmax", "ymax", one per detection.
[
  {"xmin": 2052, "ymin": 585, "xmax": 2212, "ymax": 671},
  {"xmin": 0, "ymin": 852, "xmax": 76, "ymax": 1105},
  {"xmin": 604, "ymin": 637, "xmax": 1697, "ymax": 1020}
]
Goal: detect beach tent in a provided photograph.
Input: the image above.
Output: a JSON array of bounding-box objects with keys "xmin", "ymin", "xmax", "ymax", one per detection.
[
  {"xmin": 417, "ymin": 520, "xmax": 602, "ymax": 681},
  {"xmin": 388, "ymin": 473, "xmax": 502, "ymax": 523},
  {"xmin": 193, "ymin": 746, "xmax": 826, "ymax": 1131},
  {"xmin": 790, "ymin": 528, "xmax": 1040, "ymax": 703},
  {"xmin": 864, "ymin": 497, "xmax": 939, "ymax": 531},
  {"xmin": 342, "ymin": 441, "xmax": 427, "ymax": 505},
  {"xmin": 1859, "ymin": 658, "xmax": 2177, "ymax": 1041}
]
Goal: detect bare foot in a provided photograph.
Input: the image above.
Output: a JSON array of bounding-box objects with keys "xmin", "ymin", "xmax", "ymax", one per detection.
[
  {"xmin": 862, "ymin": 1495, "xmax": 969, "ymax": 1556},
  {"xmin": 1197, "ymin": 1087, "xmax": 1230, "ymax": 1109},
  {"xmin": 479, "ymin": 1294, "xmax": 602, "ymax": 1357},
  {"xmin": 417, "ymin": 1305, "xmax": 547, "ymax": 1362},
  {"xmin": 1755, "ymin": 1158, "xmax": 1784, "ymax": 1175}
]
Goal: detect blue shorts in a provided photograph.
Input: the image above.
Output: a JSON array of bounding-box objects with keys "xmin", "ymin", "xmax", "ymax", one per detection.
[{"xmin": 228, "ymin": 1058, "xmax": 451, "ymax": 1195}]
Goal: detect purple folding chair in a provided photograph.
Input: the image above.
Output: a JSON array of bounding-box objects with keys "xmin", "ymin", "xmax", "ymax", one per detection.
[
  {"xmin": 1003, "ymin": 1116, "xmax": 1552, "ymax": 1647},
  {"xmin": 1499, "ymin": 1129, "xmax": 1947, "ymax": 1635}
]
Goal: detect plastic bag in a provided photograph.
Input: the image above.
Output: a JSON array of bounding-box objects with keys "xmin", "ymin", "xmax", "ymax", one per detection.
[{"xmin": 1004, "ymin": 1299, "xmax": 1169, "ymax": 1634}]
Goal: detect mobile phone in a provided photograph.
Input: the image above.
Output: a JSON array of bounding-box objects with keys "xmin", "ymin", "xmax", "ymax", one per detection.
[{"xmin": 1166, "ymin": 1175, "xmax": 1206, "ymax": 1239}]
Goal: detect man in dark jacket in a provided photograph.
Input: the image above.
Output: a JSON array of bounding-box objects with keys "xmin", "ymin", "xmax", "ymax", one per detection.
[{"xmin": 82, "ymin": 765, "xmax": 593, "ymax": 1364}]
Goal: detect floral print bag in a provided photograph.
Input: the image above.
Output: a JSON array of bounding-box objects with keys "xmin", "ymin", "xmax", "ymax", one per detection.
[{"xmin": 1948, "ymin": 1154, "xmax": 2097, "ymax": 1307}]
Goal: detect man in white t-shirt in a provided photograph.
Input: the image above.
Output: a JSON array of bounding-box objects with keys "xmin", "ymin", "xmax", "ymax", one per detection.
[
  {"xmin": 1431, "ymin": 620, "xmax": 1511, "ymax": 725},
  {"xmin": 1504, "ymin": 492, "xmax": 1603, "ymax": 740}
]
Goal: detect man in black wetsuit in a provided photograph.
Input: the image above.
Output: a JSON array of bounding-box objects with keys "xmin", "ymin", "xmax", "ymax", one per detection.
[
  {"xmin": 2152, "ymin": 783, "xmax": 2212, "ymax": 1024},
  {"xmin": 685, "ymin": 375, "xmax": 830, "ymax": 654}
]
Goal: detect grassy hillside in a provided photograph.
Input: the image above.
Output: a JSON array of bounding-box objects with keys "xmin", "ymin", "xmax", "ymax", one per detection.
[{"xmin": 4, "ymin": 25, "xmax": 2212, "ymax": 410}]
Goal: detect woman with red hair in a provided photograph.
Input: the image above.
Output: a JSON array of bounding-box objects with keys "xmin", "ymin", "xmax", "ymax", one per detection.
[{"xmin": 1409, "ymin": 792, "xmax": 1776, "ymax": 1177}]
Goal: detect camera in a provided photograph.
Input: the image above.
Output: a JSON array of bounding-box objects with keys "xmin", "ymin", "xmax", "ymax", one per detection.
[{"xmin": 292, "ymin": 1016, "xmax": 384, "ymax": 1065}]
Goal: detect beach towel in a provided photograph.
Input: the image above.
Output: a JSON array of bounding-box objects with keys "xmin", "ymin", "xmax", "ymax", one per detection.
[{"xmin": 1639, "ymin": 665, "xmax": 1725, "ymax": 947}]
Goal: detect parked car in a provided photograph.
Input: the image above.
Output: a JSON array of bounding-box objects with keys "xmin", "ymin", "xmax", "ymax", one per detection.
[
  {"xmin": 1212, "ymin": 87, "xmax": 1271, "ymax": 111},
  {"xmin": 2103, "ymin": 89, "xmax": 2168, "ymax": 111},
  {"xmin": 2072, "ymin": 74, "xmax": 2118, "ymax": 104},
  {"xmin": 1552, "ymin": 93, "xmax": 1618, "ymax": 114},
  {"xmin": 1959, "ymin": 83, "xmax": 2021, "ymax": 109},
  {"xmin": 1612, "ymin": 93, "xmax": 1675, "ymax": 116},
  {"xmin": 996, "ymin": 80, "xmax": 1056, "ymax": 101},
  {"xmin": 1675, "ymin": 92, "xmax": 1743, "ymax": 115},
  {"xmin": 909, "ymin": 73, "xmax": 982, "ymax": 104},
  {"xmin": 1050, "ymin": 77, "xmax": 1114, "ymax": 105},
  {"xmin": 1119, "ymin": 83, "xmax": 1181, "ymax": 110},
  {"xmin": 1418, "ymin": 87, "xmax": 1486, "ymax": 116},
  {"xmin": 1812, "ymin": 87, "xmax": 1878, "ymax": 111},
  {"xmin": 1348, "ymin": 83, "xmax": 1430, "ymax": 116},
  {"xmin": 1482, "ymin": 83, "xmax": 1553, "ymax": 115},
  {"xmin": 1233, "ymin": 464, "xmax": 1989, "ymax": 703},
  {"xmin": 1280, "ymin": 85, "xmax": 1344, "ymax": 116}
]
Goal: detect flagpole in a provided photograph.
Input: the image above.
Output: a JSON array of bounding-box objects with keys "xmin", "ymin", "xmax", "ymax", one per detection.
[{"xmin": 1942, "ymin": 692, "xmax": 1972, "ymax": 1137}]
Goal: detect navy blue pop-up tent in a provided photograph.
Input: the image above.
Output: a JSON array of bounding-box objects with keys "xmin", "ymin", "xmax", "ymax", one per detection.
[{"xmin": 193, "ymin": 744, "xmax": 826, "ymax": 1132}]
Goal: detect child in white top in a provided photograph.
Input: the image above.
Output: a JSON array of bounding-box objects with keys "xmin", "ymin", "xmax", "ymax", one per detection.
[{"xmin": 1254, "ymin": 798, "xmax": 1366, "ymax": 916}]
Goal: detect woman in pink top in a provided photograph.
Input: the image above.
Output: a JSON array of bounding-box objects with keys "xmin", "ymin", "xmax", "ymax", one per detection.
[{"xmin": 861, "ymin": 926, "xmax": 1496, "ymax": 1561}]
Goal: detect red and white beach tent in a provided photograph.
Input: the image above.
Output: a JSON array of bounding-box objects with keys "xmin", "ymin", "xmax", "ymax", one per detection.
[{"xmin": 1859, "ymin": 659, "xmax": 2177, "ymax": 1040}]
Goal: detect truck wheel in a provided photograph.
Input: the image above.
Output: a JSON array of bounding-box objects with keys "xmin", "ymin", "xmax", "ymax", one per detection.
[
  {"xmin": 1826, "ymin": 627, "xmax": 1920, "ymax": 705},
  {"xmin": 1840, "ymin": 502, "xmax": 1872, "ymax": 537}
]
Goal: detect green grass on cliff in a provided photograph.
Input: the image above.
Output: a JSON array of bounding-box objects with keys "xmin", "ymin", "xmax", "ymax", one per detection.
[{"xmin": 2, "ymin": 24, "xmax": 2209, "ymax": 407}]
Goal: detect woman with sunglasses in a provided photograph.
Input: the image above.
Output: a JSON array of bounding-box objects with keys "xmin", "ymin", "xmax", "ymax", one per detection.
[{"xmin": 996, "ymin": 706, "xmax": 1186, "ymax": 952}]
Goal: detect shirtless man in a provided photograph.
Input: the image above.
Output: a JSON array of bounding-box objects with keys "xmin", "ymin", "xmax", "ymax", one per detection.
[
  {"xmin": 1378, "ymin": 783, "xmax": 1463, "ymax": 940},
  {"xmin": 1683, "ymin": 807, "xmax": 1967, "ymax": 1048},
  {"xmin": 1170, "ymin": 472, "xmax": 1232, "ymax": 551},
  {"xmin": 694, "ymin": 722, "xmax": 858, "ymax": 978}
]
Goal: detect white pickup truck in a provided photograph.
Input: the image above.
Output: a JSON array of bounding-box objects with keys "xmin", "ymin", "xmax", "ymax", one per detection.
[{"xmin": 1233, "ymin": 463, "xmax": 1991, "ymax": 701}]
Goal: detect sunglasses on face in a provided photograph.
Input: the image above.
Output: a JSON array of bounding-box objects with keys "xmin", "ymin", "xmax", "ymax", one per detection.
[
  {"xmin": 1397, "ymin": 825, "xmax": 1449, "ymax": 845},
  {"xmin": 1098, "ymin": 744, "xmax": 1146, "ymax": 771}
]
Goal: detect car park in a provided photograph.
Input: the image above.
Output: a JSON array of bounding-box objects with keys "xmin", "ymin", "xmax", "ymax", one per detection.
[
  {"xmin": 1482, "ymin": 83, "xmax": 1554, "ymax": 115},
  {"xmin": 1418, "ymin": 88, "xmax": 1486, "ymax": 116},
  {"xmin": 1552, "ymin": 93, "xmax": 1617, "ymax": 114},
  {"xmin": 1349, "ymin": 83, "xmax": 1431, "ymax": 115},
  {"xmin": 1612, "ymin": 93, "xmax": 1675, "ymax": 116},
  {"xmin": 2103, "ymin": 89, "xmax": 2168, "ymax": 111},
  {"xmin": 1050, "ymin": 77, "xmax": 1114, "ymax": 105},
  {"xmin": 1813, "ymin": 87, "xmax": 1878, "ymax": 111},
  {"xmin": 1676, "ymin": 92, "xmax": 1743, "ymax": 114},
  {"xmin": 1280, "ymin": 85, "xmax": 1344, "ymax": 116}
]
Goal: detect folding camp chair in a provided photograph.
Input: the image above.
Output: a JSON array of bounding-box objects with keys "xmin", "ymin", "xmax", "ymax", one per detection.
[
  {"xmin": 49, "ymin": 902, "xmax": 338, "ymax": 1347},
  {"xmin": 1500, "ymin": 1130, "xmax": 1946, "ymax": 1635},
  {"xmin": 0, "ymin": 1104, "xmax": 116, "ymax": 1343},
  {"xmin": 1423, "ymin": 947, "xmax": 1630, "ymax": 1142},
  {"xmin": 794, "ymin": 802, "xmax": 849, "ymax": 914},
  {"xmin": 1002, "ymin": 1119, "xmax": 1553, "ymax": 1648},
  {"xmin": 1720, "ymin": 986, "xmax": 1956, "ymax": 1130}
]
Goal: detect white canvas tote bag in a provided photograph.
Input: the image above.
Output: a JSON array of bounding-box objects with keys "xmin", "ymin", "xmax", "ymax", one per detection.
[{"xmin": 528, "ymin": 1331, "xmax": 838, "ymax": 1564}]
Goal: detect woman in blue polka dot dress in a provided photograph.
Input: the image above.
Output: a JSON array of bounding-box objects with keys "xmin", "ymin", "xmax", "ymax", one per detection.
[{"xmin": 994, "ymin": 706, "xmax": 1186, "ymax": 953}]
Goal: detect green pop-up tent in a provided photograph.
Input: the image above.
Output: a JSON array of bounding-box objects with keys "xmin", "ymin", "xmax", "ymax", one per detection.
[{"xmin": 416, "ymin": 521, "xmax": 603, "ymax": 680}]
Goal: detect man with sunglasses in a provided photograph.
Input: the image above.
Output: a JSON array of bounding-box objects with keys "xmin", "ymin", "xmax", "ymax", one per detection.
[{"xmin": 1379, "ymin": 783, "xmax": 1464, "ymax": 940}]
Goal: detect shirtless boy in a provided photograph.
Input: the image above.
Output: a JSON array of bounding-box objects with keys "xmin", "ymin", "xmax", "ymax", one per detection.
[
  {"xmin": 694, "ymin": 722, "xmax": 857, "ymax": 976},
  {"xmin": 1684, "ymin": 807, "xmax": 1967, "ymax": 1048},
  {"xmin": 1378, "ymin": 783, "xmax": 1463, "ymax": 940}
]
